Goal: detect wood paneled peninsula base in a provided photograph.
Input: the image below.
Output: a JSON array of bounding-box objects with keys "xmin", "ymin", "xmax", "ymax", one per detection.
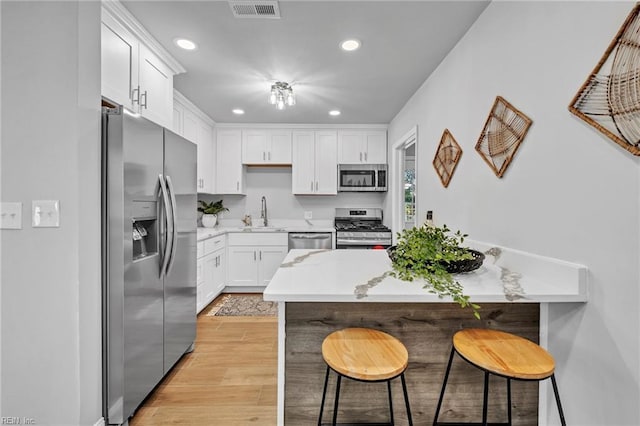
[
  {"xmin": 264, "ymin": 249, "xmax": 587, "ymax": 426},
  {"xmin": 285, "ymin": 302, "xmax": 539, "ymax": 425}
]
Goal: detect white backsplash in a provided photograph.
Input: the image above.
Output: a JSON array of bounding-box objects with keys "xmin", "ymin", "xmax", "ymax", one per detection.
[{"xmin": 198, "ymin": 166, "xmax": 385, "ymax": 223}]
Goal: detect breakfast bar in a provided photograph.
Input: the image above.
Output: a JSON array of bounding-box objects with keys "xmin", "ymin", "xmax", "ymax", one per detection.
[{"xmin": 263, "ymin": 244, "xmax": 587, "ymax": 425}]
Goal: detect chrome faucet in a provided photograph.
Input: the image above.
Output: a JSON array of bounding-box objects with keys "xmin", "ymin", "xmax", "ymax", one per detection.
[{"xmin": 260, "ymin": 196, "xmax": 268, "ymax": 227}]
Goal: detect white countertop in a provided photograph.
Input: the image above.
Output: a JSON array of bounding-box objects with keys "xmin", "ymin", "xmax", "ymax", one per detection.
[
  {"xmin": 197, "ymin": 220, "xmax": 335, "ymax": 241},
  {"xmin": 263, "ymin": 246, "xmax": 588, "ymax": 304}
]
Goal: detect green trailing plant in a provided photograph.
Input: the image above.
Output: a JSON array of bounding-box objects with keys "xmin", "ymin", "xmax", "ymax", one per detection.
[
  {"xmin": 389, "ymin": 224, "xmax": 481, "ymax": 319},
  {"xmin": 198, "ymin": 199, "xmax": 228, "ymax": 215}
]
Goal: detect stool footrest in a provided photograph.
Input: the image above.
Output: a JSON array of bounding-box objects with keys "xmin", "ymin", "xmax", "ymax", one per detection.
[
  {"xmin": 320, "ymin": 423, "xmax": 393, "ymax": 426},
  {"xmin": 434, "ymin": 423, "xmax": 510, "ymax": 426}
]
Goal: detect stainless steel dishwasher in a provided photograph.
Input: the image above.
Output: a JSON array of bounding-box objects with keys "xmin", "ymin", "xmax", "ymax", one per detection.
[{"xmin": 288, "ymin": 232, "xmax": 333, "ymax": 250}]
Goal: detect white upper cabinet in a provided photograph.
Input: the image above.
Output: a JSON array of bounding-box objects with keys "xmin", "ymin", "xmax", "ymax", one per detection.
[
  {"xmin": 292, "ymin": 130, "xmax": 337, "ymax": 195},
  {"xmin": 101, "ymin": 3, "xmax": 185, "ymax": 128},
  {"xmin": 173, "ymin": 91, "xmax": 216, "ymax": 193},
  {"xmin": 315, "ymin": 131, "xmax": 339, "ymax": 194},
  {"xmin": 172, "ymin": 103, "xmax": 183, "ymax": 135},
  {"xmin": 138, "ymin": 44, "xmax": 173, "ymax": 128},
  {"xmin": 182, "ymin": 108, "xmax": 199, "ymax": 143},
  {"xmin": 242, "ymin": 129, "xmax": 292, "ymax": 164},
  {"xmin": 291, "ymin": 131, "xmax": 315, "ymax": 194},
  {"xmin": 196, "ymin": 122, "xmax": 214, "ymax": 193},
  {"xmin": 101, "ymin": 13, "xmax": 138, "ymax": 110},
  {"xmin": 337, "ymin": 130, "xmax": 387, "ymax": 164},
  {"xmin": 216, "ymin": 129, "xmax": 245, "ymax": 194}
]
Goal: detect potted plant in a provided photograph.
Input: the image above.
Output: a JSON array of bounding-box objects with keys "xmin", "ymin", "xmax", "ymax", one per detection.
[
  {"xmin": 197, "ymin": 200, "xmax": 228, "ymax": 228},
  {"xmin": 388, "ymin": 224, "xmax": 483, "ymax": 319}
]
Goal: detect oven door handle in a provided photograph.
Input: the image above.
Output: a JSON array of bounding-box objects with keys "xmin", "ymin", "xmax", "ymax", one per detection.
[{"xmin": 336, "ymin": 239, "xmax": 392, "ymax": 245}]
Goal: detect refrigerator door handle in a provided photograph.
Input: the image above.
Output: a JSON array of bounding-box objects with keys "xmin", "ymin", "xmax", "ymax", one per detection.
[
  {"xmin": 165, "ymin": 175, "xmax": 179, "ymax": 276},
  {"xmin": 158, "ymin": 174, "xmax": 174, "ymax": 278}
]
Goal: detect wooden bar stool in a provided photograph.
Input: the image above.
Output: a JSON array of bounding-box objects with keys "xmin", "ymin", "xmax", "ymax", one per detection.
[
  {"xmin": 433, "ymin": 328, "xmax": 566, "ymax": 426},
  {"xmin": 318, "ymin": 327, "xmax": 413, "ymax": 426}
]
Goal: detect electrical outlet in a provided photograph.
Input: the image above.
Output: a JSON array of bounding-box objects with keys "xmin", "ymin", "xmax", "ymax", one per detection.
[
  {"xmin": 0, "ymin": 202, "xmax": 23, "ymax": 229},
  {"xmin": 304, "ymin": 211, "xmax": 313, "ymax": 220},
  {"xmin": 32, "ymin": 200, "xmax": 60, "ymax": 227}
]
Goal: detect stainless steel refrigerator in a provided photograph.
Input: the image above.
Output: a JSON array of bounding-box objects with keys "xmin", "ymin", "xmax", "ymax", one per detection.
[{"xmin": 102, "ymin": 105, "xmax": 197, "ymax": 425}]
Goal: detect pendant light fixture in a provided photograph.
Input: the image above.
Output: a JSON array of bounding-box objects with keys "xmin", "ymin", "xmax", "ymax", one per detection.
[{"xmin": 269, "ymin": 81, "xmax": 295, "ymax": 110}]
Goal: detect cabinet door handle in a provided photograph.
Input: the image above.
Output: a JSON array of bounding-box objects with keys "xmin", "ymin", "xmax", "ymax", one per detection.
[
  {"xmin": 259, "ymin": 251, "xmax": 262, "ymax": 261},
  {"xmin": 364, "ymin": 152, "xmax": 368, "ymax": 161},
  {"xmin": 254, "ymin": 251, "xmax": 257, "ymax": 261},
  {"xmin": 263, "ymin": 152, "xmax": 266, "ymax": 161},
  {"xmin": 131, "ymin": 86, "xmax": 140, "ymax": 105},
  {"xmin": 359, "ymin": 152, "xmax": 363, "ymax": 162},
  {"xmin": 268, "ymin": 152, "xmax": 271, "ymax": 161},
  {"xmin": 315, "ymin": 181, "xmax": 318, "ymax": 191},
  {"xmin": 310, "ymin": 181, "xmax": 314, "ymax": 191},
  {"xmin": 140, "ymin": 90, "xmax": 148, "ymax": 109},
  {"xmin": 237, "ymin": 181, "xmax": 240, "ymax": 191}
]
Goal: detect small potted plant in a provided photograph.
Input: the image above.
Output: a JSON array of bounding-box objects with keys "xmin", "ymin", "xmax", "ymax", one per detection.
[
  {"xmin": 197, "ymin": 200, "xmax": 228, "ymax": 228},
  {"xmin": 388, "ymin": 224, "xmax": 484, "ymax": 319}
]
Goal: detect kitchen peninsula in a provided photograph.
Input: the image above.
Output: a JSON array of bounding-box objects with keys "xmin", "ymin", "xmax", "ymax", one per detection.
[{"xmin": 263, "ymin": 246, "xmax": 587, "ymax": 425}]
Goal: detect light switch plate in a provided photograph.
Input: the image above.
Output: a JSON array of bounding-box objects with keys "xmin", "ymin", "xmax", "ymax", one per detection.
[
  {"xmin": 32, "ymin": 200, "xmax": 60, "ymax": 227},
  {"xmin": 1, "ymin": 202, "xmax": 23, "ymax": 229},
  {"xmin": 304, "ymin": 211, "xmax": 313, "ymax": 220}
]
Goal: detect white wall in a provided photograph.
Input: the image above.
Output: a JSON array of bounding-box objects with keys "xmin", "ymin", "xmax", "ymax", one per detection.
[
  {"xmin": 387, "ymin": 1, "xmax": 639, "ymax": 424},
  {"xmin": 199, "ymin": 167, "xmax": 385, "ymax": 224},
  {"xmin": 0, "ymin": 1, "xmax": 102, "ymax": 425}
]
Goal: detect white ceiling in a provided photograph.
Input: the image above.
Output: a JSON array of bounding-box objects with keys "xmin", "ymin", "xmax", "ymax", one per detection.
[{"xmin": 121, "ymin": 0, "xmax": 490, "ymax": 124}]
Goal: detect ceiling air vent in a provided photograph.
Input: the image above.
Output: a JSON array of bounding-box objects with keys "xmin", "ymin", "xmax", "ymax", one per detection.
[{"xmin": 229, "ymin": 1, "xmax": 281, "ymax": 19}]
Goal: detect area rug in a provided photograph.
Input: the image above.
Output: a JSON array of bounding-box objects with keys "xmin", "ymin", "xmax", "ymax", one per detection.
[{"xmin": 206, "ymin": 294, "xmax": 278, "ymax": 317}]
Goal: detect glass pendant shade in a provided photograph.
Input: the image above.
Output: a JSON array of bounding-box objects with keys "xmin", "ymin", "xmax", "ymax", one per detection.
[{"xmin": 269, "ymin": 81, "xmax": 295, "ymax": 110}]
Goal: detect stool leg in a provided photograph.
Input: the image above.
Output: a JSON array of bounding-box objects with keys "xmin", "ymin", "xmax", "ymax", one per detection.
[
  {"xmin": 507, "ymin": 378, "xmax": 512, "ymax": 426},
  {"xmin": 550, "ymin": 374, "xmax": 567, "ymax": 426},
  {"xmin": 387, "ymin": 380, "xmax": 394, "ymax": 425},
  {"xmin": 332, "ymin": 374, "xmax": 342, "ymax": 426},
  {"xmin": 482, "ymin": 371, "xmax": 489, "ymax": 426},
  {"xmin": 318, "ymin": 366, "xmax": 330, "ymax": 426},
  {"xmin": 433, "ymin": 347, "xmax": 455, "ymax": 426},
  {"xmin": 400, "ymin": 372, "xmax": 413, "ymax": 426}
]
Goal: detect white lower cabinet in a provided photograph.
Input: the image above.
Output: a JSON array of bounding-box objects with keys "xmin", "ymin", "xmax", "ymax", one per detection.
[
  {"xmin": 227, "ymin": 232, "xmax": 288, "ymax": 287},
  {"xmin": 196, "ymin": 235, "xmax": 226, "ymax": 313}
]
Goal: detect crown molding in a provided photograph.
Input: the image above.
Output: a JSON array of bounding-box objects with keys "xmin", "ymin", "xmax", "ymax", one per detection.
[
  {"xmin": 102, "ymin": 0, "xmax": 187, "ymax": 75},
  {"xmin": 215, "ymin": 123, "xmax": 388, "ymax": 130}
]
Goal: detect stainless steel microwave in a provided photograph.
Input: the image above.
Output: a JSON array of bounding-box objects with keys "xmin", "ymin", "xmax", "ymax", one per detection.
[{"xmin": 338, "ymin": 164, "xmax": 387, "ymax": 192}]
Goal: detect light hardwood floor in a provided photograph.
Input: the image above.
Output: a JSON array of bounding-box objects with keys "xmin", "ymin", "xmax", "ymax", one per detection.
[{"xmin": 129, "ymin": 297, "xmax": 278, "ymax": 426}]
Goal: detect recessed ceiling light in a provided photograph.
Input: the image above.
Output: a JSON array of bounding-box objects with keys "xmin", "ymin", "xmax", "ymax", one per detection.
[
  {"xmin": 329, "ymin": 110, "xmax": 341, "ymax": 116},
  {"xmin": 174, "ymin": 38, "xmax": 197, "ymax": 51},
  {"xmin": 340, "ymin": 39, "xmax": 361, "ymax": 52},
  {"xmin": 232, "ymin": 109, "xmax": 245, "ymax": 115}
]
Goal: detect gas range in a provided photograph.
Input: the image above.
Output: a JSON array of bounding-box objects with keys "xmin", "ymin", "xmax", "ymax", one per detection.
[{"xmin": 334, "ymin": 208, "xmax": 392, "ymax": 249}]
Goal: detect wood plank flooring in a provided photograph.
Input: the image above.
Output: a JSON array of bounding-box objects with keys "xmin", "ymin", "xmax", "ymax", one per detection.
[{"xmin": 129, "ymin": 297, "xmax": 278, "ymax": 426}]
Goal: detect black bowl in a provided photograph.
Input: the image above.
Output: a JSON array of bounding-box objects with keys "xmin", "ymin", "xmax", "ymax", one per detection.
[{"xmin": 387, "ymin": 246, "xmax": 485, "ymax": 273}]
